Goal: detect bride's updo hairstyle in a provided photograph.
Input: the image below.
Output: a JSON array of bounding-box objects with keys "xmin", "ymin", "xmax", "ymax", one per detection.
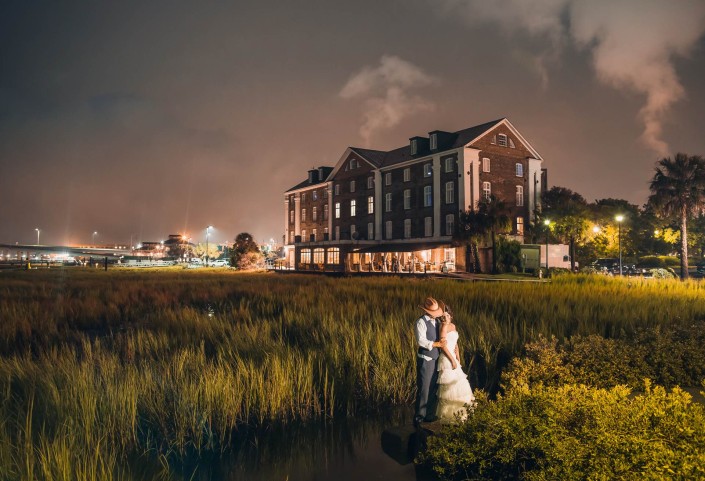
[{"xmin": 437, "ymin": 300, "xmax": 453, "ymax": 322}]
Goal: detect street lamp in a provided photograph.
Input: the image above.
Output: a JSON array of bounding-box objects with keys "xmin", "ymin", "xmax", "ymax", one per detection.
[
  {"xmin": 206, "ymin": 225, "xmax": 214, "ymax": 267},
  {"xmin": 592, "ymin": 225, "xmax": 600, "ymax": 234},
  {"xmin": 615, "ymin": 215, "xmax": 624, "ymax": 276},
  {"xmin": 92, "ymin": 231, "xmax": 98, "ymax": 245},
  {"xmin": 35, "ymin": 228, "xmax": 40, "ymax": 245},
  {"xmin": 543, "ymin": 219, "xmax": 551, "ymax": 271}
]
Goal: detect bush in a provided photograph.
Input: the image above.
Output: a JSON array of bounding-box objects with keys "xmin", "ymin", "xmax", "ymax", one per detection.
[
  {"xmin": 495, "ymin": 237, "xmax": 522, "ymax": 274},
  {"xmin": 638, "ymin": 256, "xmax": 680, "ymax": 268},
  {"xmin": 650, "ymin": 267, "xmax": 677, "ymax": 279},
  {"xmin": 419, "ymin": 382, "xmax": 705, "ymax": 480}
]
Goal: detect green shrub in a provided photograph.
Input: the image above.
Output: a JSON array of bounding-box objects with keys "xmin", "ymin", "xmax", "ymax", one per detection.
[
  {"xmin": 419, "ymin": 382, "xmax": 705, "ymax": 480},
  {"xmin": 495, "ymin": 237, "xmax": 522, "ymax": 274}
]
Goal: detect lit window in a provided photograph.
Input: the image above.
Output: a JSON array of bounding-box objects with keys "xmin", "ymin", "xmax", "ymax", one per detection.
[
  {"xmin": 516, "ymin": 217, "xmax": 524, "ymax": 235},
  {"xmin": 498, "ymin": 134, "xmax": 507, "ymax": 147},
  {"xmin": 424, "ymin": 217, "xmax": 432, "ymax": 237},
  {"xmin": 350, "ymin": 200, "xmax": 356, "ymax": 217},
  {"xmin": 335, "ymin": 184, "xmax": 340, "ymax": 196},
  {"xmin": 302, "ymin": 229, "xmax": 307, "ymax": 241},
  {"xmin": 350, "ymin": 180, "xmax": 356, "ymax": 193},
  {"xmin": 430, "ymin": 133, "xmax": 437, "ymax": 150},
  {"xmin": 516, "ymin": 186, "xmax": 524, "ymax": 206},
  {"xmin": 385, "ymin": 221, "xmax": 393, "ymax": 239},
  {"xmin": 312, "ymin": 191, "xmax": 318, "ymax": 201},
  {"xmin": 516, "ymin": 163, "xmax": 523, "ymax": 177},
  {"xmin": 403, "ymin": 189, "xmax": 411, "ymax": 210},
  {"xmin": 368, "ymin": 196, "xmax": 374, "ymax": 214},
  {"xmin": 424, "ymin": 163, "xmax": 432, "ymax": 177},
  {"xmin": 385, "ymin": 193, "xmax": 392, "ymax": 212},
  {"xmin": 445, "ymin": 182, "xmax": 454, "ymax": 204},
  {"xmin": 301, "ymin": 208, "xmax": 307, "ymax": 222},
  {"xmin": 404, "ymin": 219, "xmax": 411, "ymax": 239},
  {"xmin": 424, "ymin": 186, "xmax": 432, "ymax": 207},
  {"xmin": 300, "ymin": 249, "xmax": 311, "ymax": 264},
  {"xmin": 313, "ymin": 248, "xmax": 324, "ymax": 264},
  {"xmin": 335, "ymin": 203, "xmax": 340, "ymax": 219},
  {"xmin": 290, "ymin": 232, "xmax": 295, "ymax": 243},
  {"xmin": 483, "ymin": 182, "xmax": 491, "ymax": 200},
  {"xmin": 446, "ymin": 214, "xmax": 454, "ymax": 236},
  {"xmin": 367, "ymin": 176, "xmax": 374, "ymax": 189},
  {"xmin": 404, "ymin": 168, "xmax": 410, "ymax": 182},
  {"xmin": 385, "ymin": 172, "xmax": 392, "ymax": 186},
  {"xmin": 327, "ymin": 247, "xmax": 340, "ymax": 264},
  {"xmin": 290, "ymin": 210, "xmax": 294, "ymax": 224},
  {"xmin": 312, "ymin": 207, "xmax": 317, "ymax": 221},
  {"xmin": 445, "ymin": 157, "xmax": 454, "ymax": 173},
  {"xmin": 482, "ymin": 157, "xmax": 490, "ymax": 173},
  {"xmin": 312, "ymin": 228, "xmax": 317, "ymax": 241},
  {"xmin": 323, "ymin": 205, "xmax": 329, "ymax": 220},
  {"xmin": 367, "ymin": 222, "xmax": 374, "ymax": 240}
]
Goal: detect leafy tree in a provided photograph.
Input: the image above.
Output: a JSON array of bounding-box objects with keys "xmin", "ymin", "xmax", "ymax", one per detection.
[
  {"xmin": 194, "ymin": 243, "xmax": 221, "ymax": 264},
  {"xmin": 230, "ymin": 233, "xmax": 264, "ymax": 270},
  {"xmin": 649, "ymin": 153, "xmax": 705, "ymax": 279},
  {"xmin": 541, "ymin": 187, "xmax": 590, "ymax": 271},
  {"xmin": 457, "ymin": 196, "xmax": 511, "ymax": 274}
]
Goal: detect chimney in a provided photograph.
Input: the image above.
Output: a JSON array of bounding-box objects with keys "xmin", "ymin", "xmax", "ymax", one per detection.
[{"xmin": 308, "ymin": 168, "xmax": 319, "ymax": 184}]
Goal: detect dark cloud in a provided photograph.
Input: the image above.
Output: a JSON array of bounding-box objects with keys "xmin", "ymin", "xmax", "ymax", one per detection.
[{"xmin": 1, "ymin": 0, "xmax": 704, "ymax": 245}]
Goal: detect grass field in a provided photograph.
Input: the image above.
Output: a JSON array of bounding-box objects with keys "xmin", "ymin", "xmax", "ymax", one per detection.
[{"xmin": 1, "ymin": 268, "xmax": 704, "ymax": 480}]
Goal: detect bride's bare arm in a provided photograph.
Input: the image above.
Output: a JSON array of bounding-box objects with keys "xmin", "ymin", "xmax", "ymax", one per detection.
[{"xmin": 439, "ymin": 321, "xmax": 458, "ymax": 369}]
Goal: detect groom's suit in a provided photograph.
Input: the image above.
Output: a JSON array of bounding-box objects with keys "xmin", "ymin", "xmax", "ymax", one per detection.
[{"xmin": 415, "ymin": 314, "xmax": 440, "ymax": 423}]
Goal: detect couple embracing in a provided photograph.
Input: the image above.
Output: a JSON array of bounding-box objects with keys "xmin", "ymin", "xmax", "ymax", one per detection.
[{"xmin": 414, "ymin": 297, "xmax": 475, "ymax": 426}]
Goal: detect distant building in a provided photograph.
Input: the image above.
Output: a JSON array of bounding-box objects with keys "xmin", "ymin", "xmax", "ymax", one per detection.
[{"xmin": 283, "ymin": 118, "xmax": 546, "ymax": 272}]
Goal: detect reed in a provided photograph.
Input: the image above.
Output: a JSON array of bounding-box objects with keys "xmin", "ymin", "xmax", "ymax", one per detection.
[{"xmin": 0, "ymin": 269, "xmax": 704, "ymax": 479}]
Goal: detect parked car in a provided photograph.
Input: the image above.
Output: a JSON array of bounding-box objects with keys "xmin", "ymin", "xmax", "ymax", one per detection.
[{"xmin": 211, "ymin": 259, "xmax": 229, "ymax": 267}]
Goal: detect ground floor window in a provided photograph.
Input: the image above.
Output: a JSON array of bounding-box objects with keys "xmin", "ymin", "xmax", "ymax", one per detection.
[
  {"xmin": 327, "ymin": 248, "xmax": 340, "ymax": 264},
  {"xmin": 517, "ymin": 216, "xmax": 524, "ymax": 235},
  {"xmin": 300, "ymin": 249, "xmax": 311, "ymax": 264},
  {"xmin": 313, "ymin": 248, "xmax": 325, "ymax": 264}
]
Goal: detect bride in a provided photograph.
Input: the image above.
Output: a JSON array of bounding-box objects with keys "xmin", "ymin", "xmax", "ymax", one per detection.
[{"xmin": 436, "ymin": 301, "xmax": 475, "ymax": 422}]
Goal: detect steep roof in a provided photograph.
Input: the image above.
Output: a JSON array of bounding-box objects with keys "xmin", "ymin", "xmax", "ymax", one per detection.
[
  {"xmin": 349, "ymin": 147, "xmax": 386, "ymax": 168},
  {"xmin": 285, "ymin": 166, "xmax": 333, "ymax": 193},
  {"xmin": 380, "ymin": 118, "xmax": 504, "ymax": 167}
]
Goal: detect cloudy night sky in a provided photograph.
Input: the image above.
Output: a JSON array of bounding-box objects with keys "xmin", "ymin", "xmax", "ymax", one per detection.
[{"xmin": 2, "ymin": 1, "xmax": 705, "ymax": 246}]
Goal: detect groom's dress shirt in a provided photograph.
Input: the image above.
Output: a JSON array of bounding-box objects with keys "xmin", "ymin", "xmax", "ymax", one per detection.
[{"xmin": 416, "ymin": 314, "xmax": 436, "ymax": 361}]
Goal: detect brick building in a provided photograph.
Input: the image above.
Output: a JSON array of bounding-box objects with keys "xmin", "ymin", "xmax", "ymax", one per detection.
[{"xmin": 283, "ymin": 118, "xmax": 546, "ymax": 272}]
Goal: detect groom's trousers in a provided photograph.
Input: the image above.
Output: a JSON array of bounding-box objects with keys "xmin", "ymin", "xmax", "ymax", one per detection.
[{"xmin": 415, "ymin": 357, "xmax": 439, "ymax": 421}]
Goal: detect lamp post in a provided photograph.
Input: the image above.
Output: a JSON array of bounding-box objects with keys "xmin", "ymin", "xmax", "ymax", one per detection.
[
  {"xmin": 92, "ymin": 231, "xmax": 98, "ymax": 245},
  {"xmin": 35, "ymin": 228, "xmax": 40, "ymax": 245},
  {"xmin": 543, "ymin": 219, "xmax": 551, "ymax": 271},
  {"xmin": 615, "ymin": 215, "xmax": 624, "ymax": 276},
  {"xmin": 206, "ymin": 226, "xmax": 213, "ymax": 267}
]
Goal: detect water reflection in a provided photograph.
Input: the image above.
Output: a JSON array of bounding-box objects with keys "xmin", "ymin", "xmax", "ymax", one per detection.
[{"xmin": 157, "ymin": 407, "xmax": 434, "ymax": 481}]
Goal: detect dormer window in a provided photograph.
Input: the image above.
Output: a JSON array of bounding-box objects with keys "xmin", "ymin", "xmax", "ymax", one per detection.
[
  {"xmin": 410, "ymin": 139, "xmax": 418, "ymax": 155},
  {"xmin": 498, "ymin": 134, "xmax": 508, "ymax": 147},
  {"xmin": 430, "ymin": 133, "xmax": 437, "ymax": 150}
]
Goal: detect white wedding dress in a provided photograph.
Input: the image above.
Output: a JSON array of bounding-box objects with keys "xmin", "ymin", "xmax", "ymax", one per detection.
[{"xmin": 437, "ymin": 330, "xmax": 475, "ymax": 422}]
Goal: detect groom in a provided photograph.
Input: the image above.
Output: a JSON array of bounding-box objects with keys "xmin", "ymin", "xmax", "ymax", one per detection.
[{"xmin": 414, "ymin": 297, "xmax": 446, "ymax": 427}]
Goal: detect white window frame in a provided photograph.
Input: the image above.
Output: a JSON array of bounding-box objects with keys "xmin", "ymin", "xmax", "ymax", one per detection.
[
  {"xmin": 424, "ymin": 217, "xmax": 432, "ymax": 237},
  {"xmin": 430, "ymin": 133, "xmax": 437, "ymax": 150},
  {"xmin": 300, "ymin": 249, "xmax": 311, "ymax": 264},
  {"xmin": 385, "ymin": 193, "xmax": 392, "ymax": 212},
  {"xmin": 302, "ymin": 229, "xmax": 307, "ymax": 241},
  {"xmin": 313, "ymin": 248, "xmax": 324, "ymax": 264},
  {"xmin": 327, "ymin": 247, "xmax": 340, "ymax": 264},
  {"xmin": 368, "ymin": 196, "xmax": 374, "ymax": 214},
  {"xmin": 350, "ymin": 180, "xmax": 356, "ymax": 193},
  {"xmin": 403, "ymin": 168, "xmax": 410, "ymax": 182},
  {"xmin": 423, "ymin": 163, "xmax": 432, "ymax": 177},
  {"xmin": 446, "ymin": 214, "xmax": 454, "ymax": 236},
  {"xmin": 367, "ymin": 222, "xmax": 374, "ymax": 240},
  {"xmin": 335, "ymin": 202, "xmax": 340, "ymax": 219},
  {"xmin": 516, "ymin": 185, "xmax": 524, "ymax": 206},
  {"xmin": 367, "ymin": 176, "xmax": 374, "ymax": 189},
  {"xmin": 334, "ymin": 184, "xmax": 340, "ymax": 196},
  {"xmin": 323, "ymin": 204, "xmax": 329, "ymax": 220},
  {"xmin": 498, "ymin": 134, "xmax": 508, "ymax": 147},
  {"xmin": 424, "ymin": 186, "xmax": 432, "ymax": 207},
  {"xmin": 312, "ymin": 206, "xmax": 317, "ymax": 221},
  {"xmin": 312, "ymin": 190, "xmax": 318, "ymax": 201},
  {"xmin": 350, "ymin": 199, "xmax": 356, "ymax": 217},
  {"xmin": 404, "ymin": 219, "xmax": 411, "ymax": 239},
  {"xmin": 385, "ymin": 172, "xmax": 392, "ymax": 186},
  {"xmin": 482, "ymin": 157, "xmax": 490, "ymax": 173},
  {"xmin": 411, "ymin": 139, "xmax": 417, "ymax": 155},
  {"xmin": 301, "ymin": 208, "xmax": 307, "ymax": 222},
  {"xmin": 403, "ymin": 189, "xmax": 411, "ymax": 210},
  {"xmin": 445, "ymin": 181, "xmax": 454, "ymax": 204},
  {"xmin": 516, "ymin": 163, "xmax": 523, "ymax": 177},
  {"xmin": 483, "ymin": 182, "xmax": 491, "ymax": 200},
  {"xmin": 444, "ymin": 157, "xmax": 454, "ymax": 173}
]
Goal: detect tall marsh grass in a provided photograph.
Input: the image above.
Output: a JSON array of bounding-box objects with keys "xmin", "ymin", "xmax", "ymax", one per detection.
[{"xmin": 0, "ymin": 269, "xmax": 704, "ymax": 479}]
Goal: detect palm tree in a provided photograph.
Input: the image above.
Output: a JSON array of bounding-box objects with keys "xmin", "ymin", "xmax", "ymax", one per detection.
[
  {"xmin": 649, "ymin": 153, "xmax": 705, "ymax": 279},
  {"xmin": 457, "ymin": 195, "xmax": 511, "ymax": 274}
]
